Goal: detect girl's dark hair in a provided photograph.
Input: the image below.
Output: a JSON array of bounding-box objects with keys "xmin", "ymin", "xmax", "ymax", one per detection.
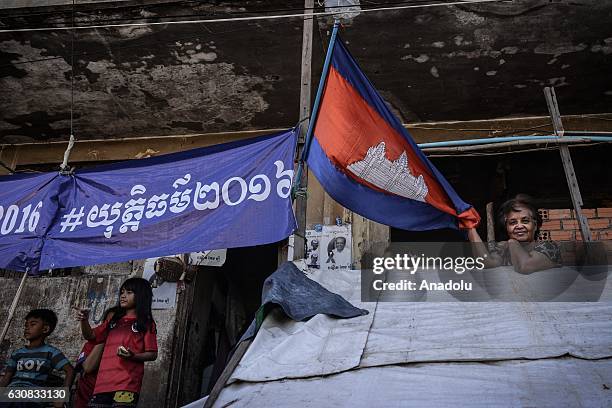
[
  {"xmin": 497, "ymin": 194, "xmax": 542, "ymax": 240},
  {"xmin": 102, "ymin": 306, "xmax": 121, "ymax": 322},
  {"xmin": 111, "ymin": 278, "xmax": 155, "ymax": 333}
]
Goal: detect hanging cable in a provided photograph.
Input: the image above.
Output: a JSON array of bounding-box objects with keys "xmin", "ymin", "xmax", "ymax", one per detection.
[
  {"xmin": 0, "ymin": 0, "xmax": 504, "ymax": 33},
  {"xmin": 0, "ymin": 0, "xmax": 502, "ymax": 28},
  {"xmin": 1, "ymin": 0, "xmax": 462, "ymax": 25}
]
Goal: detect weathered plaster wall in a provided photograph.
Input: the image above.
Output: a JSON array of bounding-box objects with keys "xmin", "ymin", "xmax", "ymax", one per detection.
[
  {"xmin": 0, "ymin": 261, "xmax": 176, "ymax": 408},
  {"xmin": 0, "ymin": 1, "xmax": 303, "ymax": 143},
  {"xmin": 1, "ymin": 0, "xmax": 133, "ymax": 9},
  {"xmin": 1, "ymin": 1, "xmax": 611, "ymax": 143}
]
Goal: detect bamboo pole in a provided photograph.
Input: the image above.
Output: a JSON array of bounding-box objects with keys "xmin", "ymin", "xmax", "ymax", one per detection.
[{"xmin": 0, "ymin": 270, "xmax": 29, "ymax": 345}]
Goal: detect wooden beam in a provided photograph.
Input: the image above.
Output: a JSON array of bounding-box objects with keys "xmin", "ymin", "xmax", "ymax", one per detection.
[
  {"xmin": 1, "ymin": 114, "xmax": 611, "ymax": 168},
  {"xmin": 544, "ymin": 87, "xmax": 592, "ymax": 242},
  {"xmin": 0, "ymin": 129, "xmax": 278, "ymax": 167}
]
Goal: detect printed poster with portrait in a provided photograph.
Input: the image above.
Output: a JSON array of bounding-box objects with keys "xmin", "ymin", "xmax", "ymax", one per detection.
[
  {"xmin": 143, "ymin": 257, "xmax": 177, "ymax": 310},
  {"xmin": 305, "ymin": 229, "xmax": 322, "ymax": 269},
  {"xmin": 321, "ymin": 225, "xmax": 352, "ymax": 271}
]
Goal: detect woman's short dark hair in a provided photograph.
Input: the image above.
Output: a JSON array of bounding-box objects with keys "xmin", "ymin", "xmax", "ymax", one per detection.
[{"xmin": 497, "ymin": 195, "xmax": 542, "ymax": 240}]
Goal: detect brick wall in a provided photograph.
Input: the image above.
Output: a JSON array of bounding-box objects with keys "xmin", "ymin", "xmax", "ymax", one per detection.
[
  {"xmin": 537, "ymin": 208, "xmax": 612, "ymax": 265},
  {"xmin": 538, "ymin": 208, "xmax": 612, "ymax": 242}
]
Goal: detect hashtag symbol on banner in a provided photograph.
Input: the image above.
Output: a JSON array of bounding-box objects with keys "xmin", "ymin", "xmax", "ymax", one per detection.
[{"xmin": 60, "ymin": 206, "xmax": 85, "ymax": 232}]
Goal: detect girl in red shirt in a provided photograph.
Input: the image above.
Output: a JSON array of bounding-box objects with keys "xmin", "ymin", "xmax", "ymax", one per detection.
[
  {"xmin": 79, "ymin": 278, "xmax": 158, "ymax": 408},
  {"xmin": 73, "ymin": 307, "xmax": 120, "ymax": 408}
]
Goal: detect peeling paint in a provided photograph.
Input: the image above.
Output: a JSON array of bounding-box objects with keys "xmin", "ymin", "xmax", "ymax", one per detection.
[
  {"xmin": 515, "ymin": 84, "xmax": 527, "ymax": 89},
  {"xmin": 474, "ymin": 29, "xmax": 496, "ymax": 50},
  {"xmin": 1, "ymin": 2, "xmax": 612, "ymax": 139},
  {"xmin": 486, "ymin": 70, "xmax": 497, "ymax": 76},
  {"xmin": 501, "ymin": 46, "xmax": 519, "ymax": 55},
  {"xmin": 400, "ymin": 54, "xmax": 429, "ymax": 63},
  {"xmin": 140, "ymin": 10, "xmax": 157, "ymax": 18},
  {"xmin": 87, "ymin": 60, "xmax": 115, "ymax": 74},
  {"xmin": 414, "ymin": 14, "xmax": 433, "ymax": 24},
  {"xmin": 174, "ymin": 51, "xmax": 218, "ymax": 63},
  {"xmin": 0, "ymin": 39, "xmax": 269, "ymax": 140},
  {"xmin": 115, "ymin": 26, "xmax": 154, "ymax": 40},
  {"xmin": 451, "ymin": 7, "xmax": 486, "ymax": 25},
  {"xmin": 454, "ymin": 35, "xmax": 473, "ymax": 46},
  {"xmin": 591, "ymin": 43, "xmax": 612, "ymax": 55},
  {"xmin": 534, "ymin": 43, "xmax": 587, "ymax": 55},
  {"xmin": 547, "ymin": 58, "xmax": 557, "ymax": 65},
  {"xmin": 548, "ymin": 77, "xmax": 568, "ymax": 87}
]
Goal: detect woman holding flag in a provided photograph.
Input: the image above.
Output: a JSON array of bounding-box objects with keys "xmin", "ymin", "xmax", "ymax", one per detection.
[{"xmin": 468, "ymin": 195, "xmax": 562, "ymax": 274}]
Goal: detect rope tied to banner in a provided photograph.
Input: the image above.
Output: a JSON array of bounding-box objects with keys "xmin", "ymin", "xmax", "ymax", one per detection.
[{"xmin": 60, "ymin": 0, "xmax": 77, "ymax": 176}]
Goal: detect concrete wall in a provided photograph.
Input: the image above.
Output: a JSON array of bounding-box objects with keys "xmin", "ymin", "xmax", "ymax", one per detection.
[{"xmin": 0, "ymin": 260, "xmax": 176, "ymax": 408}]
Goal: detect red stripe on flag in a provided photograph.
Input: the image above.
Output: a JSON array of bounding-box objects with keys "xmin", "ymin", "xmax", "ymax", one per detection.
[{"xmin": 314, "ymin": 66, "xmax": 458, "ymax": 217}]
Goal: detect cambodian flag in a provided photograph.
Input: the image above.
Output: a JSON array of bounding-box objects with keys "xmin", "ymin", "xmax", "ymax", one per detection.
[{"xmin": 307, "ymin": 37, "xmax": 480, "ymax": 230}]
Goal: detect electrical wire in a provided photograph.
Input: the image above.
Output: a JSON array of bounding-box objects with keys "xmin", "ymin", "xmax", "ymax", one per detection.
[
  {"xmin": 0, "ymin": 0, "xmax": 504, "ymax": 33},
  {"xmin": 0, "ymin": 14, "xmax": 292, "ymax": 69},
  {"xmin": 0, "ymin": 0, "xmax": 492, "ymax": 24}
]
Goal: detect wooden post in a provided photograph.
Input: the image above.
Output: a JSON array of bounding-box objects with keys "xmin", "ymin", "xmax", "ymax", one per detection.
[
  {"xmin": 0, "ymin": 271, "xmax": 28, "ymax": 345},
  {"xmin": 486, "ymin": 202, "xmax": 495, "ymax": 243},
  {"xmin": 203, "ymin": 338, "xmax": 253, "ymax": 408},
  {"xmin": 293, "ymin": 0, "xmax": 315, "ymax": 260},
  {"xmin": 543, "ymin": 87, "xmax": 592, "ymax": 242},
  {"xmin": 165, "ymin": 271, "xmax": 197, "ymax": 407}
]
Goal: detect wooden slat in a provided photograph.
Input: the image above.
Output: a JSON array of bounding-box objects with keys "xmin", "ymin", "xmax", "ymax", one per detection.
[
  {"xmin": 203, "ymin": 338, "xmax": 253, "ymax": 408},
  {"xmin": 544, "ymin": 87, "xmax": 592, "ymax": 242},
  {"xmin": 1, "ymin": 114, "xmax": 611, "ymax": 168}
]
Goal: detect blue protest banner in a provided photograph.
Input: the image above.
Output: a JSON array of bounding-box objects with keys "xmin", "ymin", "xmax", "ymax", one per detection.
[{"xmin": 0, "ymin": 130, "xmax": 297, "ymax": 274}]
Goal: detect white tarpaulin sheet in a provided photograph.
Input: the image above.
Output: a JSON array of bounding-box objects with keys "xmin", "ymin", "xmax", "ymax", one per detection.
[
  {"xmin": 229, "ymin": 266, "xmax": 376, "ymax": 382},
  {"xmin": 230, "ymin": 264, "xmax": 612, "ymax": 383},
  {"xmin": 218, "ymin": 358, "xmax": 612, "ymax": 407}
]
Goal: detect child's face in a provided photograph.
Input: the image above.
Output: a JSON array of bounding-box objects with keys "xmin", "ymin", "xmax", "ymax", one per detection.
[
  {"xmin": 24, "ymin": 317, "xmax": 49, "ymax": 341},
  {"xmin": 119, "ymin": 288, "xmax": 137, "ymax": 310}
]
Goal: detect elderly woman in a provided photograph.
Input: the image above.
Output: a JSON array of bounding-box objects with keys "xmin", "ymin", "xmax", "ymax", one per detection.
[{"xmin": 468, "ymin": 196, "xmax": 562, "ymax": 273}]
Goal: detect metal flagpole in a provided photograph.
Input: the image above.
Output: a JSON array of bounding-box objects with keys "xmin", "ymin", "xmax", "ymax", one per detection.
[{"xmin": 292, "ymin": 19, "xmax": 341, "ymax": 195}]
